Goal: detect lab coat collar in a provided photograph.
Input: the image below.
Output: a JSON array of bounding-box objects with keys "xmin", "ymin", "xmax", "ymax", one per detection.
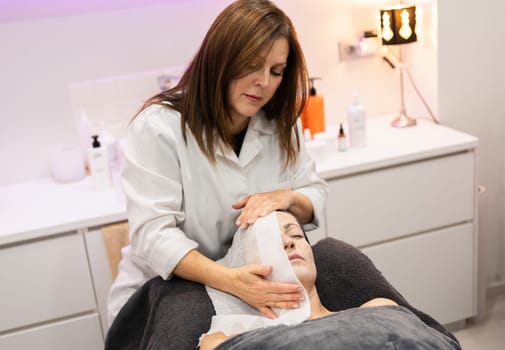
[
  {"xmin": 249, "ymin": 110, "xmax": 275, "ymax": 135},
  {"xmin": 216, "ymin": 110, "xmax": 275, "ymax": 168}
]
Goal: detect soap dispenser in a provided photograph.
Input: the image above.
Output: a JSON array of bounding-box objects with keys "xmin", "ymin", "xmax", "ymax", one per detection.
[
  {"xmin": 87, "ymin": 135, "xmax": 112, "ymax": 190},
  {"xmin": 301, "ymin": 78, "xmax": 325, "ymax": 137}
]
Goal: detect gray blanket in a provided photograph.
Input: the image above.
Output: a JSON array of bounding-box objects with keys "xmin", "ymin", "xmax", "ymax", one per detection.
[
  {"xmin": 216, "ymin": 305, "xmax": 460, "ymax": 350},
  {"xmin": 105, "ymin": 238, "xmax": 459, "ymax": 349}
]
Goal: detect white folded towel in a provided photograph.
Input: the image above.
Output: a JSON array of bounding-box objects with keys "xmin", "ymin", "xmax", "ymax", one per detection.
[{"xmin": 203, "ymin": 212, "xmax": 310, "ymax": 339}]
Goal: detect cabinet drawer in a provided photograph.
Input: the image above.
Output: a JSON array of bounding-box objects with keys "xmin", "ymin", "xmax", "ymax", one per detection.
[
  {"xmin": 362, "ymin": 223, "xmax": 475, "ymax": 325},
  {"xmin": 0, "ymin": 233, "xmax": 96, "ymax": 332},
  {"xmin": 326, "ymin": 152, "xmax": 474, "ymax": 247},
  {"xmin": 0, "ymin": 314, "xmax": 103, "ymax": 350}
]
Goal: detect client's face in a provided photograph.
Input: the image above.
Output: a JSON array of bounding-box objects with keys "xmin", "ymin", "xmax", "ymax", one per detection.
[{"xmin": 276, "ymin": 212, "xmax": 317, "ymax": 286}]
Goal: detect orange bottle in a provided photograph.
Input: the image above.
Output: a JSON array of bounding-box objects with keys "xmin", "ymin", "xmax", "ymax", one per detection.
[{"xmin": 301, "ymin": 78, "xmax": 325, "ymax": 137}]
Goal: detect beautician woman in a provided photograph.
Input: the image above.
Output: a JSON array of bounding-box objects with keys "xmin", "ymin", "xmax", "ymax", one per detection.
[{"xmin": 107, "ymin": 0, "xmax": 328, "ymax": 324}]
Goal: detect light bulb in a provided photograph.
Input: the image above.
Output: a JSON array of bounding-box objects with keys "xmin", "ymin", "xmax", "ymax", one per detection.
[
  {"xmin": 382, "ymin": 12, "xmax": 394, "ymax": 42},
  {"xmin": 399, "ymin": 9, "xmax": 413, "ymax": 40}
]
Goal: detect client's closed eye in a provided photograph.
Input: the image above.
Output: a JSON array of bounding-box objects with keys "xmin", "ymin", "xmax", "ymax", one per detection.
[
  {"xmin": 287, "ymin": 227, "xmax": 304, "ymax": 239},
  {"xmin": 283, "ymin": 222, "xmax": 305, "ymax": 239}
]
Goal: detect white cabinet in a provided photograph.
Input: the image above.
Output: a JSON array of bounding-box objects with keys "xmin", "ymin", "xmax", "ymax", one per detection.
[
  {"xmin": 0, "ymin": 232, "xmax": 104, "ymax": 349},
  {"xmin": 0, "ymin": 233, "xmax": 95, "ymax": 332},
  {"xmin": 326, "ymin": 151, "xmax": 474, "ymax": 247},
  {"xmin": 316, "ymin": 119, "xmax": 479, "ymax": 325},
  {"xmin": 0, "ymin": 174, "xmax": 127, "ymax": 349},
  {"xmin": 362, "ymin": 223, "xmax": 474, "ymax": 325},
  {"xmin": 0, "ymin": 314, "xmax": 103, "ymax": 350}
]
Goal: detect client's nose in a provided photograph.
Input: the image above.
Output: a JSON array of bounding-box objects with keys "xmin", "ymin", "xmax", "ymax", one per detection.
[{"xmin": 283, "ymin": 239, "xmax": 295, "ymax": 250}]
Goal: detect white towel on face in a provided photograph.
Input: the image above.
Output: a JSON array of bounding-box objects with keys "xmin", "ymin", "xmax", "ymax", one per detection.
[{"xmin": 203, "ymin": 212, "xmax": 310, "ymax": 338}]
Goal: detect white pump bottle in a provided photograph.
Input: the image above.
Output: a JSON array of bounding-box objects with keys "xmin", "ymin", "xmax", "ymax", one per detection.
[
  {"xmin": 347, "ymin": 93, "xmax": 367, "ymax": 148},
  {"xmin": 87, "ymin": 135, "xmax": 112, "ymax": 190}
]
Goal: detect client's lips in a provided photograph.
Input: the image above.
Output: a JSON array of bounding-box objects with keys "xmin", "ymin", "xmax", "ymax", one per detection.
[{"xmin": 288, "ymin": 253, "xmax": 304, "ymax": 261}]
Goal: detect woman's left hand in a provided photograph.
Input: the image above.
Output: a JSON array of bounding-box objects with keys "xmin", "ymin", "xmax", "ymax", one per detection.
[{"xmin": 233, "ymin": 190, "xmax": 293, "ymax": 229}]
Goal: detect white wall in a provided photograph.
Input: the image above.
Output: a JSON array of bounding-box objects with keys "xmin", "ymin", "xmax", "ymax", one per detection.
[
  {"xmin": 1, "ymin": 0, "xmax": 436, "ymax": 186},
  {"xmin": 438, "ymin": 0, "xmax": 505, "ymax": 286},
  {"xmin": 0, "ymin": 0, "xmax": 231, "ymax": 185}
]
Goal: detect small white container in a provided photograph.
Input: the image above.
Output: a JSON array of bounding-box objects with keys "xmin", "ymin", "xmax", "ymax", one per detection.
[
  {"xmin": 313, "ymin": 131, "xmax": 338, "ymax": 156},
  {"xmin": 100, "ymin": 129, "xmax": 118, "ymax": 172},
  {"xmin": 313, "ymin": 131, "xmax": 337, "ymax": 145},
  {"xmin": 303, "ymin": 128, "xmax": 312, "ymax": 141},
  {"xmin": 78, "ymin": 110, "xmax": 93, "ymax": 169},
  {"xmin": 305, "ymin": 140, "xmax": 327, "ymax": 164},
  {"xmin": 49, "ymin": 146, "xmax": 86, "ymax": 183},
  {"xmin": 87, "ymin": 135, "xmax": 112, "ymax": 190}
]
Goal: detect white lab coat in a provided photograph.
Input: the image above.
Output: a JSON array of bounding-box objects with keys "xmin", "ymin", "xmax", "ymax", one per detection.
[{"xmin": 107, "ymin": 104, "xmax": 328, "ymax": 324}]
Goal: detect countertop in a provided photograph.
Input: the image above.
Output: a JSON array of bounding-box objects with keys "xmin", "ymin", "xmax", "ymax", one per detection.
[
  {"xmin": 314, "ymin": 118, "xmax": 478, "ymax": 179},
  {"xmin": 0, "ymin": 175, "xmax": 127, "ymax": 246},
  {"xmin": 0, "ymin": 118, "xmax": 478, "ymax": 247}
]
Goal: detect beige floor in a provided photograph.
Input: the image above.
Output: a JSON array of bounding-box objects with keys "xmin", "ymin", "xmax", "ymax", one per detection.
[{"xmin": 453, "ymin": 293, "xmax": 505, "ymax": 349}]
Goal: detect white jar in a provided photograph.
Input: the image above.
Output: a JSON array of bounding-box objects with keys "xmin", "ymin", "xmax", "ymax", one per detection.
[
  {"xmin": 305, "ymin": 140, "xmax": 327, "ymax": 164},
  {"xmin": 49, "ymin": 145, "xmax": 86, "ymax": 183}
]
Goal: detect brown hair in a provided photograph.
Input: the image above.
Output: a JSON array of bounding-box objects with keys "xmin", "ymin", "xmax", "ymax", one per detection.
[{"xmin": 137, "ymin": 0, "xmax": 309, "ymax": 167}]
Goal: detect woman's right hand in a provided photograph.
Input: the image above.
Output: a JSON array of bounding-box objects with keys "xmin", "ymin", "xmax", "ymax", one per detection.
[
  {"xmin": 229, "ymin": 264, "xmax": 304, "ymax": 319},
  {"xmin": 174, "ymin": 250, "xmax": 304, "ymax": 318}
]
